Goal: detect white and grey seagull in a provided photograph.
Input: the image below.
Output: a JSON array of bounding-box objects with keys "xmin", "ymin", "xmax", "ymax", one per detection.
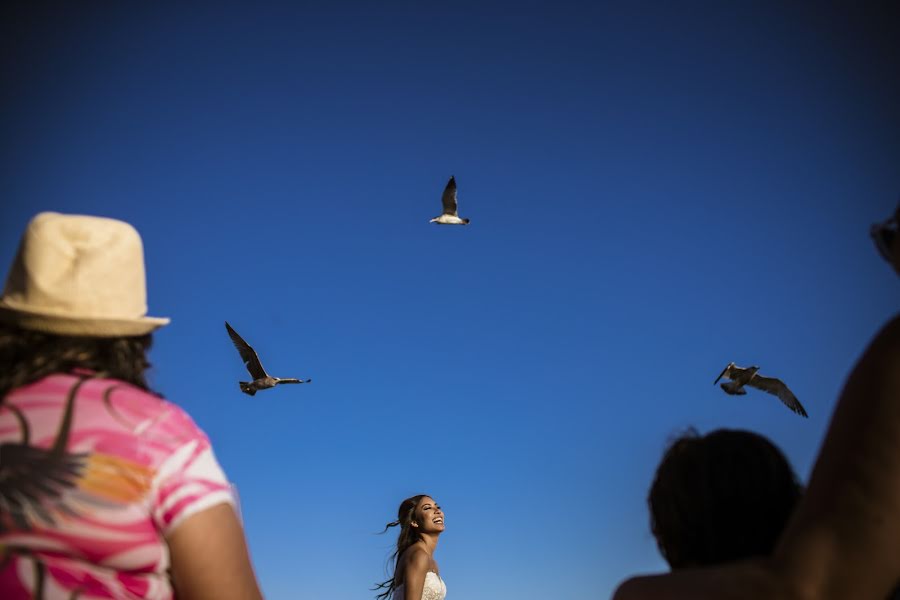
[
  {"xmin": 225, "ymin": 321, "xmax": 311, "ymax": 396},
  {"xmin": 430, "ymin": 176, "xmax": 470, "ymax": 225},
  {"xmin": 713, "ymin": 362, "xmax": 807, "ymax": 418}
]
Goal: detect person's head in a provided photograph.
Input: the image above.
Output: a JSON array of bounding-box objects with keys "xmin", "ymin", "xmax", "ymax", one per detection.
[
  {"xmin": 648, "ymin": 428, "xmax": 802, "ymax": 569},
  {"xmin": 408, "ymin": 494, "xmax": 445, "ymax": 536},
  {"xmin": 374, "ymin": 494, "xmax": 445, "ymax": 599},
  {"xmin": 385, "ymin": 493, "xmax": 445, "ymax": 550},
  {"xmin": 871, "ymin": 202, "xmax": 900, "ymax": 275},
  {"xmin": 0, "ymin": 212, "xmax": 168, "ymax": 398}
]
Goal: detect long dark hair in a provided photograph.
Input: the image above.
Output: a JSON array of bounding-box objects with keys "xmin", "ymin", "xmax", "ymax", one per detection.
[
  {"xmin": 373, "ymin": 494, "xmax": 429, "ymax": 600},
  {"xmin": 0, "ymin": 323, "xmax": 154, "ymax": 401}
]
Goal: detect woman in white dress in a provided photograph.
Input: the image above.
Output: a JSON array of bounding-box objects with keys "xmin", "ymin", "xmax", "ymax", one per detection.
[{"xmin": 374, "ymin": 494, "xmax": 447, "ymax": 600}]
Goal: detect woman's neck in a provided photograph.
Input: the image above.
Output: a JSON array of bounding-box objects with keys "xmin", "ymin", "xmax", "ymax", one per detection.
[{"xmin": 417, "ymin": 532, "xmax": 440, "ymax": 556}]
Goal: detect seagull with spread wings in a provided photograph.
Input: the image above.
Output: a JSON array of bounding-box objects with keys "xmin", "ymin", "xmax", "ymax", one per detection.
[
  {"xmin": 714, "ymin": 362, "xmax": 808, "ymax": 417},
  {"xmin": 225, "ymin": 322, "xmax": 311, "ymax": 396},
  {"xmin": 430, "ymin": 176, "xmax": 470, "ymax": 225}
]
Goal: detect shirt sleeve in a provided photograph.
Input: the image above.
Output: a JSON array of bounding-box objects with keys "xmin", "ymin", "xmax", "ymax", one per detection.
[{"xmin": 146, "ymin": 402, "xmax": 236, "ymax": 536}]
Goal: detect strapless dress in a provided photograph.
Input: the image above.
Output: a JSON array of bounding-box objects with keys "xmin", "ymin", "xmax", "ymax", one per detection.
[{"xmin": 393, "ymin": 571, "xmax": 447, "ymax": 600}]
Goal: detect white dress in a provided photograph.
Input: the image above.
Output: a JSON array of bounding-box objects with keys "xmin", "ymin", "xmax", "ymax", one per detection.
[{"xmin": 393, "ymin": 571, "xmax": 447, "ymax": 600}]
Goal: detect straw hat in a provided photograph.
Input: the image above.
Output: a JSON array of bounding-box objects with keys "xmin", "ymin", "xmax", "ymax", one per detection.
[{"xmin": 0, "ymin": 212, "xmax": 170, "ymax": 336}]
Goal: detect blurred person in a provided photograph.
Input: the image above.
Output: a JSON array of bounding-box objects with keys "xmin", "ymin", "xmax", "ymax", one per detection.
[
  {"xmin": 0, "ymin": 213, "xmax": 263, "ymax": 600},
  {"xmin": 871, "ymin": 201, "xmax": 899, "ymax": 275},
  {"xmin": 649, "ymin": 428, "xmax": 803, "ymax": 569},
  {"xmin": 614, "ymin": 208, "xmax": 900, "ymax": 599},
  {"xmin": 374, "ymin": 494, "xmax": 447, "ymax": 600}
]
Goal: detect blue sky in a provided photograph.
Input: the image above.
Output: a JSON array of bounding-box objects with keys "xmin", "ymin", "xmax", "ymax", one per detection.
[{"xmin": 1, "ymin": 2, "xmax": 898, "ymax": 598}]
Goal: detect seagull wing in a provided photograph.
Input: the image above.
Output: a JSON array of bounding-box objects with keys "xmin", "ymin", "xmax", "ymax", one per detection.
[
  {"xmin": 714, "ymin": 363, "xmax": 736, "ymax": 384},
  {"xmin": 440, "ymin": 176, "xmax": 458, "ymax": 216},
  {"xmin": 225, "ymin": 322, "xmax": 268, "ymax": 380},
  {"xmin": 748, "ymin": 375, "xmax": 808, "ymax": 417}
]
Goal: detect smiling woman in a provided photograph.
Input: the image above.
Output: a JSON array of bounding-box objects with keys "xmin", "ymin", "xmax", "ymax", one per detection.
[{"xmin": 374, "ymin": 495, "xmax": 448, "ymax": 600}]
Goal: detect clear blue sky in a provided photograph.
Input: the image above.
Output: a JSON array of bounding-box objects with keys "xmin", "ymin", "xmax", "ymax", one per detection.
[{"xmin": 1, "ymin": 2, "xmax": 898, "ymax": 598}]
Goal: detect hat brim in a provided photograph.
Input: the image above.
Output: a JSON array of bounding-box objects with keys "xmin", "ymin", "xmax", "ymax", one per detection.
[{"xmin": 0, "ymin": 303, "xmax": 169, "ymax": 337}]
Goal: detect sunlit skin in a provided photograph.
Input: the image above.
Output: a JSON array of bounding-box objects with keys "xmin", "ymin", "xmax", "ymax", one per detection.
[
  {"xmin": 168, "ymin": 504, "xmax": 263, "ymax": 600},
  {"xmin": 394, "ymin": 496, "xmax": 445, "ymax": 600}
]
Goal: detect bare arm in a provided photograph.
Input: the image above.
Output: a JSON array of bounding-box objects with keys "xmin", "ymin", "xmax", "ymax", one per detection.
[
  {"xmin": 401, "ymin": 549, "xmax": 431, "ymax": 600},
  {"xmin": 773, "ymin": 313, "xmax": 900, "ymax": 599},
  {"xmin": 166, "ymin": 503, "xmax": 264, "ymax": 600}
]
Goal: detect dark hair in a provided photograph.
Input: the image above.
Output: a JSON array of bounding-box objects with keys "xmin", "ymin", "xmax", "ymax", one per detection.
[
  {"xmin": 0, "ymin": 323, "xmax": 154, "ymax": 401},
  {"xmin": 373, "ymin": 494, "xmax": 429, "ymax": 600},
  {"xmin": 648, "ymin": 428, "xmax": 803, "ymax": 569}
]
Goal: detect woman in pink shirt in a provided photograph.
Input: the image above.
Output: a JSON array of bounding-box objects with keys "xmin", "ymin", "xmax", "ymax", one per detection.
[{"xmin": 0, "ymin": 212, "xmax": 263, "ymax": 600}]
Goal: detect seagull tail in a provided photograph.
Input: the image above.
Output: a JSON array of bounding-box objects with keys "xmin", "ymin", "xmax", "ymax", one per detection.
[
  {"xmin": 462, "ymin": 218, "xmax": 470, "ymax": 225},
  {"xmin": 239, "ymin": 382, "xmax": 256, "ymax": 396}
]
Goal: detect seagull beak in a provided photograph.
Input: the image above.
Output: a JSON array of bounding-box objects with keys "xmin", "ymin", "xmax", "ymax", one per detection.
[{"xmin": 713, "ymin": 366, "xmax": 730, "ymax": 385}]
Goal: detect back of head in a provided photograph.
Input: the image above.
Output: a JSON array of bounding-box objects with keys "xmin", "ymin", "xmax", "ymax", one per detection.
[
  {"xmin": 0, "ymin": 212, "xmax": 169, "ymax": 398},
  {"xmin": 648, "ymin": 428, "xmax": 802, "ymax": 569}
]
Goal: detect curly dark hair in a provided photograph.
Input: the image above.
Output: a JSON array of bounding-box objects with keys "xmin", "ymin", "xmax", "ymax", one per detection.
[
  {"xmin": 648, "ymin": 428, "xmax": 803, "ymax": 569},
  {"xmin": 0, "ymin": 323, "xmax": 154, "ymax": 401},
  {"xmin": 373, "ymin": 494, "xmax": 430, "ymax": 600}
]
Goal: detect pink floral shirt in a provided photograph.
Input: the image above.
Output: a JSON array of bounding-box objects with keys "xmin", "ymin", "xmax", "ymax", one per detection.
[{"xmin": 0, "ymin": 373, "xmax": 235, "ymax": 599}]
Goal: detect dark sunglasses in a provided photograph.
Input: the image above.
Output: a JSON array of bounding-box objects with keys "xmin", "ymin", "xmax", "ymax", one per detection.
[{"xmin": 871, "ymin": 215, "xmax": 897, "ymax": 263}]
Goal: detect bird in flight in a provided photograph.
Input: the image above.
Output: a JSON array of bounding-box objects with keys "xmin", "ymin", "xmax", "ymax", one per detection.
[
  {"xmin": 713, "ymin": 362, "xmax": 807, "ymax": 417},
  {"xmin": 225, "ymin": 321, "xmax": 311, "ymax": 395},
  {"xmin": 430, "ymin": 176, "xmax": 470, "ymax": 225}
]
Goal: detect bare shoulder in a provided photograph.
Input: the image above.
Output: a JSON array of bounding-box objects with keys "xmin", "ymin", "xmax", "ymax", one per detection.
[
  {"xmin": 403, "ymin": 546, "xmax": 432, "ymax": 572},
  {"xmin": 395, "ymin": 545, "xmax": 432, "ymax": 582},
  {"xmin": 613, "ymin": 559, "xmax": 797, "ymax": 600}
]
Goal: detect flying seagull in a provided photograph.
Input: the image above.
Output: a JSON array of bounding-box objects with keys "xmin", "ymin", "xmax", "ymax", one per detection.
[
  {"xmin": 225, "ymin": 321, "xmax": 311, "ymax": 396},
  {"xmin": 430, "ymin": 176, "xmax": 470, "ymax": 225},
  {"xmin": 713, "ymin": 363, "xmax": 807, "ymax": 417}
]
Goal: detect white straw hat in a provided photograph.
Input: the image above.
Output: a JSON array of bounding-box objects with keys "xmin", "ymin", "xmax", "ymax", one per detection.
[{"xmin": 0, "ymin": 212, "xmax": 170, "ymax": 336}]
